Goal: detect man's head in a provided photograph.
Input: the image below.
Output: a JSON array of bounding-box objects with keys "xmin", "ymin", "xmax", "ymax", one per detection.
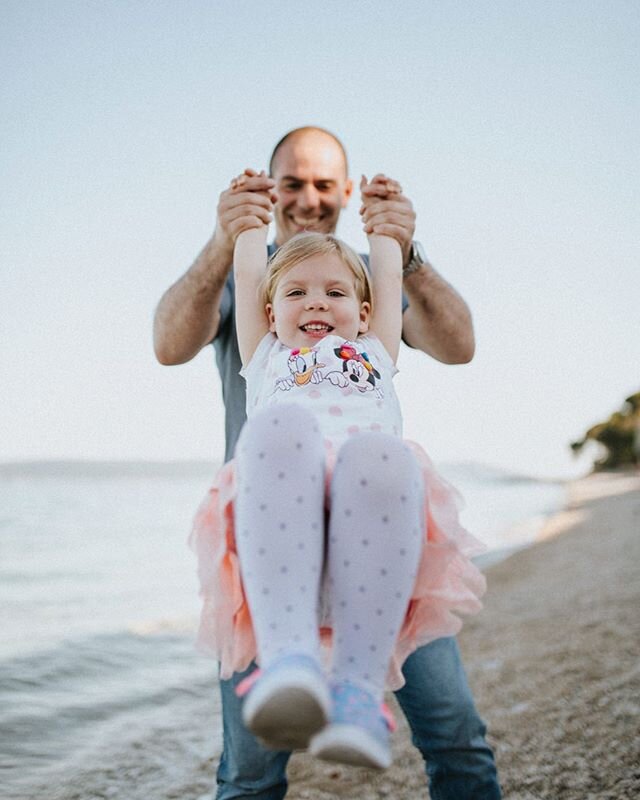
[{"xmin": 269, "ymin": 127, "xmax": 353, "ymax": 246}]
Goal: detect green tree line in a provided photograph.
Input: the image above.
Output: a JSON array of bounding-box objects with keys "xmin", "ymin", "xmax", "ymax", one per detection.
[{"xmin": 571, "ymin": 392, "xmax": 640, "ymax": 470}]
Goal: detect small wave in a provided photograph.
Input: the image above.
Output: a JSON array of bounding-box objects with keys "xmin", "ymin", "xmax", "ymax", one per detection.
[
  {"xmin": 1, "ymin": 568, "xmax": 100, "ymax": 585},
  {"xmin": 128, "ymin": 616, "xmax": 197, "ymax": 636},
  {"xmin": 0, "ymin": 655, "xmax": 220, "ymax": 800},
  {"xmin": 0, "ymin": 628, "xmax": 219, "ymax": 783},
  {"xmin": 0, "ymin": 628, "xmax": 200, "ymax": 695}
]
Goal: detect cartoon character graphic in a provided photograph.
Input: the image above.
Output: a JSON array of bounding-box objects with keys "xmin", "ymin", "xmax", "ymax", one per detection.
[
  {"xmin": 271, "ymin": 341, "xmax": 384, "ymax": 397},
  {"xmin": 274, "ymin": 347, "xmax": 325, "ymax": 391},
  {"xmin": 332, "ymin": 342, "xmax": 383, "ymax": 396}
]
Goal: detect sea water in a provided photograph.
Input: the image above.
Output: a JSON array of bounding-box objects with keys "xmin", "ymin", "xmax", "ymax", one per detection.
[{"xmin": 0, "ymin": 461, "xmax": 565, "ymax": 799}]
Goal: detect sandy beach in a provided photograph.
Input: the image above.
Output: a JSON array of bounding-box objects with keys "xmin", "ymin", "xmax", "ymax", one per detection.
[
  {"xmin": 282, "ymin": 471, "xmax": 640, "ymax": 800},
  {"xmin": 21, "ymin": 470, "xmax": 640, "ymax": 800}
]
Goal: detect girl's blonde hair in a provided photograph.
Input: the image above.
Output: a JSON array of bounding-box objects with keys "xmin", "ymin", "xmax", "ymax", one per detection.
[{"xmin": 263, "ymin": 233, "xmax": 373, "ymax": 310}]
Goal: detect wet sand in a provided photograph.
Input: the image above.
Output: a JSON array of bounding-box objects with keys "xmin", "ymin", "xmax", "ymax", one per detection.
[{"xmin": 284, "ymin": 471, "xmax": 640, "ymax": 799}]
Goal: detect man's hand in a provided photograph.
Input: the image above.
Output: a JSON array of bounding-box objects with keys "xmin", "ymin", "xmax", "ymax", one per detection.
[
  {"xmin": 213, "ymin": 168, "xmax": 277, "ymax": 252},
  {"xmin": 360, "ymin": 173, "xmax": 416, "ymax": 265},
  {"xmin": 360, "ymin": 173, "xmax": 474, "ymax": 363},
  {"xmin": 153, "ymin": 168, "xmax": 275, "ymax": 365}
]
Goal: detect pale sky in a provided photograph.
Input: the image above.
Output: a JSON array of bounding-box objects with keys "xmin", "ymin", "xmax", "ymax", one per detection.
[{"xmin": 2, "ymin": 0, "xmax": 638, "ymax": 479}]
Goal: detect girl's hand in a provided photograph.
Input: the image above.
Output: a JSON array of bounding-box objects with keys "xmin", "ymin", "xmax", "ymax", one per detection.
[
  {"xmin": 215, "ymin": 169, "xmax": 278, "ymax": 246},
  {"xmin": 360, "ymin": 174, "xmax": 402, "ymax": 203},
  {"xmin": 359, "ymin": 174, "xmax": 416, "ymax": 265}
]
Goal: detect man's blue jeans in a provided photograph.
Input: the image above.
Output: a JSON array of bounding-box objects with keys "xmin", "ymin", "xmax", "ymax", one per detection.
[{"xmin": 215, "ymin": 637, "xmax": 501, "ymax": 799}]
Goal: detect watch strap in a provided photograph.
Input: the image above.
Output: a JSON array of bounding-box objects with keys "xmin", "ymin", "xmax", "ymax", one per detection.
[{"xmin": 403, "ymin": 241, "xmax": 428, "ymax": 277}]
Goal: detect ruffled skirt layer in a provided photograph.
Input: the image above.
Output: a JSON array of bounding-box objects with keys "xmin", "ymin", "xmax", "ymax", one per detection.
[{"xmin": 189, "ymin": 440, "xmax": 486, "ymax": 690}]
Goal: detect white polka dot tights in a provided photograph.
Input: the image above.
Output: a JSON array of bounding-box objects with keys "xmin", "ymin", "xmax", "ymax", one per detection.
[{"xmin": 234, "ymin": 404, "xmax": 424, "ymax": 700}]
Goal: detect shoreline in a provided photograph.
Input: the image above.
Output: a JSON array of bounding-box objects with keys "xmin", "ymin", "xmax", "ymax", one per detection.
[{"xmin": 283, "ymin": 470, "xmax": 640, "ymax": 799}]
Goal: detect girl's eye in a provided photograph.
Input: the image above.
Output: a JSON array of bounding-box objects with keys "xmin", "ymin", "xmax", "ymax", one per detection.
[
  {"xmin": 286, "ymin": 290, "xmax": 304, "ymax": 296},
  {"xmin": 328, "ymin": 291, "xmax": 345, "ymax": 297}
]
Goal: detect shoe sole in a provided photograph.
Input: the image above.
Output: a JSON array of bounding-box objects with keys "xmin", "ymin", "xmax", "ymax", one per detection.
[
  {"xmin": 310, "ymin": 723, "xmax": 391, "ymax": 770},
  {"xmin": 242, "ymin": 667, "xmax": 330, "ymax": 751}
]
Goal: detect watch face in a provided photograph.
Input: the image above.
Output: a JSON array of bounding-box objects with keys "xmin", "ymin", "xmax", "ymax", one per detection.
[{"xmin": 413, "ymin": 241, "xmax": 426, "ymax": 263}]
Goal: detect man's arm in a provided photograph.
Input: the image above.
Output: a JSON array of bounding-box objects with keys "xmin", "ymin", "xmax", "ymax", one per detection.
[
  {"xmin": 401, "ymin": 264, "xmax": 475, "ymax": 364},
  {"xmin": 153, "ymin": 236, "xmax": 233, "ymax": 365},
  {"xmin": 361, "ymin": 174, "xmax": 475, "ymax": 364},
  {"xmin": 153, "ymin": 170, "xmax": 276, "ymax": 365}
]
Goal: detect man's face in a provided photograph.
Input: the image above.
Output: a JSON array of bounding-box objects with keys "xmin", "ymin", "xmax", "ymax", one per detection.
[{"xmin": 271, "ymin": 133, "xmax": 353, "ymax": 245}]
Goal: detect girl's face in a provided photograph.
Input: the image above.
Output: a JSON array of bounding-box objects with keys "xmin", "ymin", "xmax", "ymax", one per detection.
[{"xmin": 266, "ymin": 253, "xmax": 370, "ymax": 350}]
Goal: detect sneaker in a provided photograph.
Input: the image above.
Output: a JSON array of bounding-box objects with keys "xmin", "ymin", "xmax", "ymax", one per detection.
[
  {"xmin": 237, "ymin": 654, "xmax": 330, "ymax": 751},
  {"xmin": 309, "ymin": 681, "xmax": 394, "ymax": 769}
]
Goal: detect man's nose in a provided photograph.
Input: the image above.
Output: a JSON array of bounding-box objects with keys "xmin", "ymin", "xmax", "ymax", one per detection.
[{"xmin": 298, "ymin": 183, "xmax": 320, "ymax": 211}]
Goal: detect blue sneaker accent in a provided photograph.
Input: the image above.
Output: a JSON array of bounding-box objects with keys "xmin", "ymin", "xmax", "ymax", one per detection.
[{"xmin": 309, "ymin": 681, "xmax": 392, "ymax": 769}]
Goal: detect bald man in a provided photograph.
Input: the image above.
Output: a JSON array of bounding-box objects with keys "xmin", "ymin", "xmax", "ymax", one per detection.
[{"xmin": 154, "ymin": 128, "xmax": 501, "ymax": 799}]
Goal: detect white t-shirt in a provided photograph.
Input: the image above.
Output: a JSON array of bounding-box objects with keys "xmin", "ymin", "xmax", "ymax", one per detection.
[{"xmin": 241, "ymin": 333, "xmax": 403, "ymax": 448}]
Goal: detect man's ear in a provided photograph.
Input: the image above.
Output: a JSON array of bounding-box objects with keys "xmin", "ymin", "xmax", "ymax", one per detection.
[
  {"xmin": 342, "ymin": 178, "xmax": 354, "ymax": 208},
  {"xmin": 358, "ymin": 301, "xmax": 371, "ymax": 333},
  {"xmin": 266, "ymin": 303, "xmax": 277, "ymax": 332}
]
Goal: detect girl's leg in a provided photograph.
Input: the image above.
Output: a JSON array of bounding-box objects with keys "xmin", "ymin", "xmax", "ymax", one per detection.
[
  {"xmin": 234, "ymin": 403, "xmax": 326, "ymax": 668},
  {"xmin": 310, "ymin": 433, "xmax": 424, "ymax": 768},
  {"xmin": 327, "ymin": 432, "xmax": 424, "ymax": 700}
]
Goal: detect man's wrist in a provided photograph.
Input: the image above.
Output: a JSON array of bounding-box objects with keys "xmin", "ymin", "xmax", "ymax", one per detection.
[
  {"xmin": 403, "ymin": 240, "xmax": 429, "ymax": 277},
  {"xmin": 210, "ymin": 228, "xmax": 234, "ymax": 263}
]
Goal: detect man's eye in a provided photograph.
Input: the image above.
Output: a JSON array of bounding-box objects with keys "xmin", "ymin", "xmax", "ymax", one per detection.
[
  {"xmin": 284, "ymin": 182, "xmax": 302, "ymax": 191},
  {"xmin": 316, "ymin": 182, "xmax": 333, "ymax": 192}
]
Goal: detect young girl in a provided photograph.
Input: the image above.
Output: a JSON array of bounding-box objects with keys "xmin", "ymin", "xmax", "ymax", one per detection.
[{"xmin": 190, "ymin": 174, "xmax": 486, "ymax": 770}]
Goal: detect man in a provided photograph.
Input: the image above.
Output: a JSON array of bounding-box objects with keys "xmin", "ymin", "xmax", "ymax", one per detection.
[{"xmin": 154, "ymin": 127, "xmax": 501, "ymax": 799}]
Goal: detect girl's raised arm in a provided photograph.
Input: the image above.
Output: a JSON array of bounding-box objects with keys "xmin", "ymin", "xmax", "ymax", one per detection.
[
  {"xmin": 360, "ymin": 176, "xmax": 403, "ymax": 363},
  {"xmin": 367, "ymin": 232, "xmax": 403, "ymax": 363},
  {"xmin": 234, "ymin": 224, "xmax": 271, "ymax": 366}
]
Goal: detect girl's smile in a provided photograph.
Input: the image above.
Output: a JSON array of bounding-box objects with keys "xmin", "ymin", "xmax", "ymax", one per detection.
[{"xmin": 299, "ymin": 320, "xmax": 335, "ymax": 338}]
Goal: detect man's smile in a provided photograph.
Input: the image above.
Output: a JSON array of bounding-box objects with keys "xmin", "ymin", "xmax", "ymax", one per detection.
[{"xmin": 289, "ymin": 214, "xmax": 324, "ymax": 230}]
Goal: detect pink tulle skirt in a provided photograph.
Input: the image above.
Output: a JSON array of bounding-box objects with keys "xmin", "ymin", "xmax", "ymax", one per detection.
[{"xmin": 189, "ymin": 440, "xmax": 487, "ymax": 690}]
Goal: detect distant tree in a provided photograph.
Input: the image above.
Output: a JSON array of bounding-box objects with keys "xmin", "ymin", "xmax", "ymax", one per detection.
[{"xmin": 571, "ymin": 392, "xmax": 640, "ymax": 470}]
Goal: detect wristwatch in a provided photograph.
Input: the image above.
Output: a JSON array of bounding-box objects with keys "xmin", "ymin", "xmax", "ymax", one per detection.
[{"xmin": 403, "ymin": 240, "xmax": 428, "ymax": 277}]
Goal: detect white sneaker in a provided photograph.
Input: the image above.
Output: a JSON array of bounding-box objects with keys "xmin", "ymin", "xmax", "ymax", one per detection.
[{"xmin": 239, "ymin": 654, "xmax": 330, "ymax": 751}]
